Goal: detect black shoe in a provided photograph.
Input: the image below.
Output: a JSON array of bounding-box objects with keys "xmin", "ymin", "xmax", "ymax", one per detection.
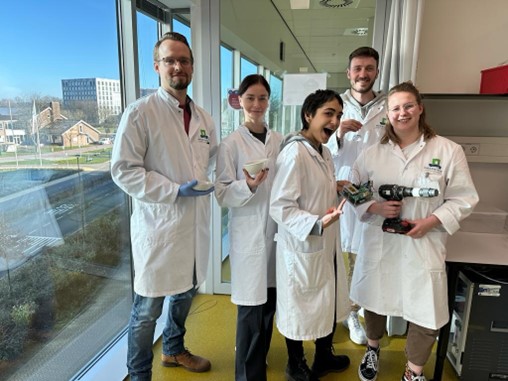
[
  {"xmin": 286, "ymin": 358, "xmax": 319, "ymax": 381},
  {"xmin": 311, "ymin": 347, "xmax": 350, "ymax": 377},
  {"xmin": 358, "ymin": 345, "xmax": 380, "ymax": 381}
]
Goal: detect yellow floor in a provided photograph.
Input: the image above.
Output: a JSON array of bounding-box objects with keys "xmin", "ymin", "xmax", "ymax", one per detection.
[{"xmin": 125, "ymin": 293, "xmax": 459, "ymax": 381}]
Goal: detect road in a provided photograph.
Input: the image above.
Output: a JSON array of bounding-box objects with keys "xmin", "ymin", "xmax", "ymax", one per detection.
[{"xmin": 0, "ymin": 167, "xmax": 125, "ymax": 274}]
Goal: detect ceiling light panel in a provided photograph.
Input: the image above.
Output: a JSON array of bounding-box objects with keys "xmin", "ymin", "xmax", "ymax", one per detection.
[{"xmin": 290, "ymin": 0, "xmax": 310, "ymax": 9}]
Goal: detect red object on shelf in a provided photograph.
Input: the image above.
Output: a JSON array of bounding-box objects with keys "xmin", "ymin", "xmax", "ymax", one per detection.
[{"xmin": 480, "ymin": 64, "xmax": 508, "ymax": 94}]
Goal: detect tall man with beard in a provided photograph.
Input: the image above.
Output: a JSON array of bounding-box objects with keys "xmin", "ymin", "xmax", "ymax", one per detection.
[
  {"xmin": 325, "ymin": 47, "xmax": 386, "ymax": 346},
  {"xmin": 111, "ymin": 32, "xmax": 217, "ymax": 381}
]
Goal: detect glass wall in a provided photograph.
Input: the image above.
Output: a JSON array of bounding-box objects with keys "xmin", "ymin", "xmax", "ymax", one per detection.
[
  {"xmin": 0, "ymin": 1, "xmax": 131, "ymax": 380},
  {"xmin": 3, "ymin": 0, "xmax": 381, "ymax": 377},
  {"xmin": 240, "ymin": 56, "xmax": 260, "ymax": 80},
  {"xmin": 220, "ymin": 46, "xmax": 235, "ymax": 139},
  {"xmin": 137, "ymin": 11, "xmax": 159, "ymax": 94},
  {"xmin": 269, "ymin": 74, "xmax": 284, "ymax": 134},
  {"xmin": 173, "ymin": 17, "xmax": 193, "ymax": 98}
]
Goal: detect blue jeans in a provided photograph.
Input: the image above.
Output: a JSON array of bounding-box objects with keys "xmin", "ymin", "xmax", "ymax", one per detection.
[{"xmin": 127, "ymin": 287, "xmax": 197, "ymax": 381}]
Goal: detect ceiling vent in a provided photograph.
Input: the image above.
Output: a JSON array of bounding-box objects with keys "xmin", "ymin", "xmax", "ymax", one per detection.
[
  {"xmin": 344, "ymin": 27, "xmax": 369, "ymax": 36},
  {"xmin": 319, "ymin": 0, "xmax": 359, "ymax": 8}
]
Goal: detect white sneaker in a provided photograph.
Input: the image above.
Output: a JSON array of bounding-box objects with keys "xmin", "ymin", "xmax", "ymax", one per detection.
[{"xmin": 344, "ymin": 311, "xmax": 367, "ymax": 345}]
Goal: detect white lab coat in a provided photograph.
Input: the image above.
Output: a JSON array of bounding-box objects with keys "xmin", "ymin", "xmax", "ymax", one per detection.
[
  {"xmin": 111, "ymin": 87, "xmax": 217, "ymax": 297},
  {"xmin": 350, "ymin": 135, "xmax": 479, "ymax": 329},
  {"xmin": 270, "ymin": 135, "xmax": 350, "ymax": 340},
  {"xmin": 325, "ymin": 90, "xmax": 386, "ymax": 253},
  {"xmin": 214, "ymin": 125, "xmax": 283, "ymax": 306}
]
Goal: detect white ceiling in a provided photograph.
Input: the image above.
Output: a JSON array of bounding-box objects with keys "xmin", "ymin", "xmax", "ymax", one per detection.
[
  {"xmin": 162, "ymin": 0, "xmax": 377, "ymax": 87},
  {"xmin": 221, "ymin": 0, "xmax": 376, "ymax": 80}
]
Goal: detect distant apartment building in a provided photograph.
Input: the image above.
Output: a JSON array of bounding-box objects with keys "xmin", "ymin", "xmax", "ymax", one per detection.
[
  {"xmin": 61, "ymin": 78, "xmax": 121, "ymax": 123},
  {"xmin": 140, "ymin": 88, "xmax": 157, "ymax": 97}
]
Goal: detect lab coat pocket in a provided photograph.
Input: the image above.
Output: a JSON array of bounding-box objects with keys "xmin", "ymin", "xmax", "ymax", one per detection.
[
  {"xmin": 132, "ymin": 202, "xmax": 181, "ymax": 243},
  {"xmin": 192, "ymin": 139, "xmax": 212, "ymax": 178},
  {"xmin": 229, "ymin": 215, "xmax": 264, "ymax": 253},
  {"xmin": 290, "ymin": 238, "xmax": 327, "ymax": 293},
  {"xmin": 418, "ymin": 232, "xmax": 447, "ymax": 271}
]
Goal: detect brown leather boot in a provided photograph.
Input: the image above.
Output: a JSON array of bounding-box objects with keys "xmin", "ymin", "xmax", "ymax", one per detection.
[{"xmin": 161, "ymin": 349, "xmax": 211, "ymax": 372}]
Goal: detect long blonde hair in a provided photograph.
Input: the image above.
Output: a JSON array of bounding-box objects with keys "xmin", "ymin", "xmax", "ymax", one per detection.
[{"xmin": 381, "ymin": 82, "xmax": 436, "ymax": 145}]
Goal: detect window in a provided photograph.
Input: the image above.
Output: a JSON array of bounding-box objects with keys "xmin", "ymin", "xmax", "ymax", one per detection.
[
  {"xmin": 137, "ymin": 11, "xmax": 159, "ymax": 96},
  {"xmin": 269, "ymin": 74, "xmax": 283, "ymax": 133},
  {"xmin": 0, "ymin": 2, "xmax": 131, "ymax": 380},
  {"xmin": 173, "ymin": 17, "xmax": 193, "ymax": 99},
  {"xmin": 220, "ymin": 45, "xmax": 235, "ymax": 139},
  {"xmin": 240, "ymin": 56, "xmax": 259, "ymax": 79},
  {"xmin": 218, "ymin": 45, "xmax": 235, "ymax": 284}
]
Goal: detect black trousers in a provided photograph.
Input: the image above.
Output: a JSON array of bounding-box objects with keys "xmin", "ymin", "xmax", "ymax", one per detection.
[
  {"xmin": 235, "ymin": 287, "xmax": 276, "ymax": 381},
  {"xmin": 285, "ymin": 323, "xmax": 336, "ymax": 366}
]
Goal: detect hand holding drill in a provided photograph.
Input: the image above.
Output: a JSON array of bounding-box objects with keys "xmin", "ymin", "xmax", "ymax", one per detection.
[
  {"xmin": 377, "ymin": 184, "xmax": 439, "ymax": 234},
  {"xmin": 341, "ymin": 182, "xmax": 439, "ymax": 235}
]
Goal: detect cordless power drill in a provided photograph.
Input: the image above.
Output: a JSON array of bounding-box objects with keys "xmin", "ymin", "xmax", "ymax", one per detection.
[{"xmin": 378, "ymin": 184, "xmax": 439, "ymax": 234}]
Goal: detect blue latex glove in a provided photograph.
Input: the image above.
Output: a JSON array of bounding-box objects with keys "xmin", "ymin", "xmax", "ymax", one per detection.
[{"xmin": 178, "ymin": 179, "xmax": 214, "ymax": 197}]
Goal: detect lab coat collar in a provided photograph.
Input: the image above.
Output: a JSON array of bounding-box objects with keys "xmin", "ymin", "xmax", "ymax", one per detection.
[
  {"xmin": 157, "ymin": 87, "xmax": 193, "ymax": 109},
  {"xmin": 240, "ymin": 123, "xmax": 279, "ymax": 144},
  {"xmin": 157, "ymin": 87, "xmax": 203, "ymax": 135},
  {"xmin": 239, "ymin": 123, "xmax": 267, "ymax": 135},
  {"xmin": 388, "ymin": 134, "xmax": 427, "ymax": 162},
  {"xmin": 282, "ymin": 132, "xmax": 326, "ymax": 162}
]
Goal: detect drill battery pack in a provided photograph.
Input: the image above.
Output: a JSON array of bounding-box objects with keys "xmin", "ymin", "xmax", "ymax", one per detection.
[{"xmin": 382, "ymin": 218, "xmax": 414, "ymax": 234}]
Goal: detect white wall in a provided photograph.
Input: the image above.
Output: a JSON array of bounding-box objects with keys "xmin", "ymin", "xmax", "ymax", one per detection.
[{"xmin": 416, "ymin": 0, "xmax": 508, "ymax": 93}]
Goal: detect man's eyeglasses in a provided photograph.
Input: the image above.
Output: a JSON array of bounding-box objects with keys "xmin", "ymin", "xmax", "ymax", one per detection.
[
  {"xmin": 158, "ymin": 57, "xmax": 192, "ymax": 67},
  {"xmin": 388, "ymin": 103, "xmax": 417, "ymax": 114}
]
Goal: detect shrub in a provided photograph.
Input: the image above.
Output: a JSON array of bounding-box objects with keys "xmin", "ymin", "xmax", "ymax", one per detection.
[{"xmin": 0, "ymin": 209, "xmax": 124, "ymax": 361}]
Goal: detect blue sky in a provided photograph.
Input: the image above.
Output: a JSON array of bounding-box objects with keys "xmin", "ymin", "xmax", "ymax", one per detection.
[{"xmin": 1, "ymin": 0, "xmax": 159, "ymax": 99}]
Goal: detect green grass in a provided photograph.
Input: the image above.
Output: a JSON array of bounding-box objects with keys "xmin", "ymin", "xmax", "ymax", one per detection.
[
  {"xmin": 54, "ymin": 154, "xmax": 111, "ymax": 165},
  {"xmin": 0, "ymin": 159, "xmax": 56, "ymax": 166},
  {"xmin": 0, "ymin": 148, "xmax": 112, "ymax": 166}
]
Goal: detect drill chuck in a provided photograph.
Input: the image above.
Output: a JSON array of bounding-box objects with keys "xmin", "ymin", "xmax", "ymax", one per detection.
[{"xmin": 378, "ymin": 184, "xmax": 439, "ymax": 201}]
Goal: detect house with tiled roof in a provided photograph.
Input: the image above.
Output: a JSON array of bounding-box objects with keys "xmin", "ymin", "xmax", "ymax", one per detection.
[{"xmin": 38, "ymin": 102, "xmax": 100, "ymax": 148}]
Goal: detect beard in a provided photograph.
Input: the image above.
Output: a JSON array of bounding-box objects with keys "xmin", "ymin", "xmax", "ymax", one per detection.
[
  {"xmin": 352, "ymin": 78, "xmax": 375, "ymax": 94},
  {"xmin": 169, "ymin": 75, "xmax": 191, "ymax": 91}
]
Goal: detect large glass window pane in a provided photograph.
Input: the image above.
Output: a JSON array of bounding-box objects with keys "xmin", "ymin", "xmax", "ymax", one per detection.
[
  {"xmin": 281, "ymin": 102, "xmax": 303, "ymax": 135},
  {"xmin": 137, "ymin": 12, "xmax": 159, "ymax": 96},
  {"xmin": 220, "ymin": 46, "xmax": 235, "ymax": 139},
  {"xmin": 219, "ymin": 45, "xmax": 235, "ymax": 284},
  {"xmin": 240, "ymin": 56, "xmax": 259, "ymax": 79},
  {"xmin": 173, "ymin": 17, "xmax": 191, "ymax": 42},
  {"xmin": 0, "ymin": 1, "xmax": 131, "ymax": 380},
  {"xmin": 269, "ymin": 74, "xmax": 283, "ymax": 134},
  {"xmin": 172, "ymin": 17, "xmax": 193, "ymax": 98}
]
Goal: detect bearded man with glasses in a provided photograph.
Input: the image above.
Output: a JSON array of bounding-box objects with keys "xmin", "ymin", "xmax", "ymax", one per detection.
[{"xmin": 111, "ymin": 32, "xmax": 217, "ymax": 381}]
